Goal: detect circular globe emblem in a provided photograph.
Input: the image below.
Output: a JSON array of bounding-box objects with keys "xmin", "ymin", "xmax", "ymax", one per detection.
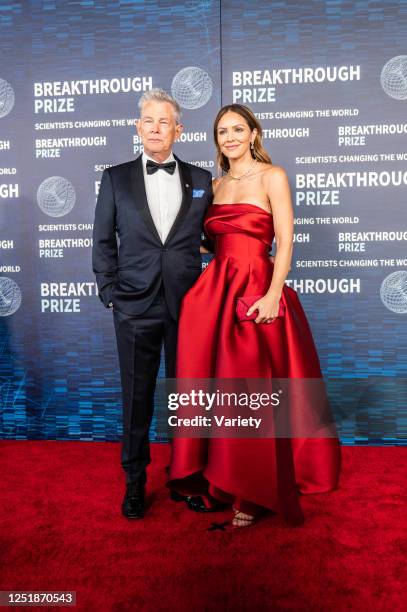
[
  {"xmin": 380, "ymin": 56, "xmax": 407, "ymax": 100},
  {"xmin": 0, "ymin": 277, "xmax": 22, "ymax": 316},
  {"xmin": 171, "ymin": 67, "xmax": 213, "ymax": 109},
  {"xmin": 0, "ymin": 78, "xmax": 15, "ymax": 118},
  {"xmin": 380, "ymin": 271, "xmax": 407, "ymax": 314},
  {"xmin": 37, "ymin": 176, "xmax": 76, "ymax": 217}
]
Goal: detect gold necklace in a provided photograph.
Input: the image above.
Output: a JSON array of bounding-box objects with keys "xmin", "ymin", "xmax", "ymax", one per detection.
[{"xmin": 228, "ymin": 159, "xmax": 257, "ymax": 180}]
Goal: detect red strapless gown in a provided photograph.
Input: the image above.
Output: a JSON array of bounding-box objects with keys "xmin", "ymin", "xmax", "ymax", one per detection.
[{"xmin": 167, "ymin": 204, "xmax": 341, "ymax": 525}]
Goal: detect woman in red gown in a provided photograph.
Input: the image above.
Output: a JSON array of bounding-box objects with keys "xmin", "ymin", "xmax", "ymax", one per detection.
[{"xmin": 167, "ymin": 104, "xmax": 341, "ymax": 527}]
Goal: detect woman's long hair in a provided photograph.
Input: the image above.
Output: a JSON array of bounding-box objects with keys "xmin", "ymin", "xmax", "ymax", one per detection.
[{"xmin": 213, "ymin": 104, "xmax": 272, "ymax": 173}]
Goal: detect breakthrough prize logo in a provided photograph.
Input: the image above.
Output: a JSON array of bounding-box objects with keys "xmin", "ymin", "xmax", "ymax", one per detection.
[
  {"xmin": 0, "ymin": 277, "xmax": 22, "ymax": 316},
  {"xmin": 380, "ymin": 56, "xmax": 407, "ymax": 100},
  {"xmin": 37, "ymin": 176, "xmax": 76, "ymax": 217},
  {"xmin": 0, "ymin": 78, "xmax": 15, "ymax": 118},
  {"xmin": 171, "ymin": 66, "xmax": 213, "ymax": 109},
  {"xmin": 380, "ymin": 271, "xmax": 407, "ymax": 314}
]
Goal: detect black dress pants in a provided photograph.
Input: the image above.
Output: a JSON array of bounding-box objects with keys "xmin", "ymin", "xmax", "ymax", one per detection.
[{"xmin": 113, "ymin": 285, "xmax": 177, "ymax": 484}]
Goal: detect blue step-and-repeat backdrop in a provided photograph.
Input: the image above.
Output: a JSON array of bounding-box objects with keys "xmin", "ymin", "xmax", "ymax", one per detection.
[{"xmin": 0, "ymin": 1, "xmax": 406, "ymax": 444}]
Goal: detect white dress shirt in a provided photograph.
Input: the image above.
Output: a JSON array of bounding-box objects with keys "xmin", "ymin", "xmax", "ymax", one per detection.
[{"xmin": 142, "ymin": 151, "xmax": 183, "ymax": 244}]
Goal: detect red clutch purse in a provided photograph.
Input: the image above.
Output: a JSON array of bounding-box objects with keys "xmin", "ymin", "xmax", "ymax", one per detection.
[{"xmin": 236, "ymin": 294, "xmax": 286, "ymax": 322}]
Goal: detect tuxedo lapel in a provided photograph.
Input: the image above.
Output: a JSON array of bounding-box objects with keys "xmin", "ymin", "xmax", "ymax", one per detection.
[
  {"xmin": 130, "ymin": 155, "xmax": 162, "ymax": 244},
  {"xmin": 163, "ymin": 155, "xmax": 193, "ymax": 246}
]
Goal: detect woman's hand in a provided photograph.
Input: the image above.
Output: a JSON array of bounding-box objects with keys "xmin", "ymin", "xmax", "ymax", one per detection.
[{"xmin": 246, "ymin": 292, "xmax": 281, "ymax": 324}]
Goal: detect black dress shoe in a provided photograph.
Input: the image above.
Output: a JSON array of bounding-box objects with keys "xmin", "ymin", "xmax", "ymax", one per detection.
[
  {"xmin": 169, "ymin": 490, "xmax": 205, "ymax": 507},
  {"xmin": 170, "ymin": 490, "xmax": 227, "ymax": 513},
  {"xmin": 170, "ymin": 489, "xmax": 187, "ymax": 502},
  {"xmin": 122, "ymin": 482, "xmax": 145, "ymax": 519},
  {"xmin": 185, "ymin": 495, "xmax": 228, "ymax": 513}
]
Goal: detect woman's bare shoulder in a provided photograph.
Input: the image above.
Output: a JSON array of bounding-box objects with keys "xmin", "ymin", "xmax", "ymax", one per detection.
[
  {"xmin": 262, "ymin": 164, "xmax": 288, "ymax": 178},
  {"xmin": 261, "ymin": 164, "xmax": 290, "ymax": 187},
  {"xmin": 212, "ymin": 175, "xmax": 225, "ymax": 193}
]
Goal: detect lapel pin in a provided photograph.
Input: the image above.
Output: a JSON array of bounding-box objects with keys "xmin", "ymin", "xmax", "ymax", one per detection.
[{"xmin": 185, "ymin": 183, "xmax": 190, "ymax": 188}]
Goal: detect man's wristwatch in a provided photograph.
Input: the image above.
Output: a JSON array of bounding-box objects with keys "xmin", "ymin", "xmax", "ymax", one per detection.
[{"xmin": 108, "ymin": 302, "xmax": 113, "ymax": 309}]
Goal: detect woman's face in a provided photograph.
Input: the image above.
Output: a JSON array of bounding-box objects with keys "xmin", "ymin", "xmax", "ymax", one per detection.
[{"xmin": 216, "ymin": 111, "xmax": 256, "ymax": 161}]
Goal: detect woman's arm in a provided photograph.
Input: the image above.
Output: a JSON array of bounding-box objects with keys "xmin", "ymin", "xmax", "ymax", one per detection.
[
  {"xmin": 246, "ymin": 166, "xmax": 294, "ymax": 323},
  {"xmin": 264, "ymin": 166, "xmax": 294, "ymax": 297}
]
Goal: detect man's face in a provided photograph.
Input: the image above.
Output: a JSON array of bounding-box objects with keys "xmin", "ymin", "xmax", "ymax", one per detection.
[{"xmin": 137, "ymin": 100, "xmax": 183, "ymax": 161}]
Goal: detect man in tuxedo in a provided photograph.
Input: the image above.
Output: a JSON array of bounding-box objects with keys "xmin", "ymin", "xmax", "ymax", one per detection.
[{"xmin": 92, "ymin": 88, "xmax": 216, "ymax": 519}]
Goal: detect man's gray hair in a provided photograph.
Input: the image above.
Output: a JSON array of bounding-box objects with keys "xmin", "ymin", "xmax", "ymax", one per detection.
[{"xmin": 138, "ymin": 88, "xmax": 182, "ymax": 124}]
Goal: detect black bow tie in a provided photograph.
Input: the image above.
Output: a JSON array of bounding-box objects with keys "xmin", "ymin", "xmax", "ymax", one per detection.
[{"xmin": 146, "ymin": 159, "xmax": 176, "ymax": 175}]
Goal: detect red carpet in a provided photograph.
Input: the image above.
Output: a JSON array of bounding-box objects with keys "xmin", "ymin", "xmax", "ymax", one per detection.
[{"xmin": 0, "ymin": 441, "xmax": 405, "ymax": 611}]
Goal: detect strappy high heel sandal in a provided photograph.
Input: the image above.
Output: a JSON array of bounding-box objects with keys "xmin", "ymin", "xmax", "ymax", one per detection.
[{"xmin": 232, "ymin": 507, "xmax": 255, "ymax": 528}]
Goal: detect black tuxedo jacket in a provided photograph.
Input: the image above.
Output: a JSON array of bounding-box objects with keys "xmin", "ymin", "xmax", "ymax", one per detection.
[{"xmin": 92, "ymin": 154, "xmax": 213, "ymax": 320}]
